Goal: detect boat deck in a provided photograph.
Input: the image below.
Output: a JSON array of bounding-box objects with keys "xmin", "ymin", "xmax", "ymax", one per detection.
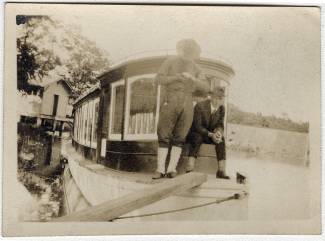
[{"xmin": 62, "ymin": 139, "xmax": 248, "ymax": 191}]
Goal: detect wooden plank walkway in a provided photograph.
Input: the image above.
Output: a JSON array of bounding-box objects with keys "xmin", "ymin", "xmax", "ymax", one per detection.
[{"xmin": 52, "ymin": 172, "xmax": 207, "ymax": 222}]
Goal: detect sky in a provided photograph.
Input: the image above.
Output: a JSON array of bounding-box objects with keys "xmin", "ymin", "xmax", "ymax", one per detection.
[{"xmin": 55, "ymin": 5, "xmax": 320, "ymax": 122}]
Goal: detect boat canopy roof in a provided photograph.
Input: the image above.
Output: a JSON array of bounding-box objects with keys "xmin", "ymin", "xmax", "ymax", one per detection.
[{"xmin": 74, "ymin": 51, "xmax": 235, "ymax": 106}]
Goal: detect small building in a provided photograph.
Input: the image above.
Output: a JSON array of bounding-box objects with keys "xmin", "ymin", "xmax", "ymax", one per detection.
[
  {"xmin": 19, "ymin": 79, "xmax": 75, "ymax": 135},
  {"xmin": 37, "ymin": 79, "xmax": 75, "ymax": 134}
]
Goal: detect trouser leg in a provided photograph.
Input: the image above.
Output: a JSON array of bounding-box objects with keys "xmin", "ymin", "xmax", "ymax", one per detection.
[
  {"xmin": 167, "ymin": 98, "xmax": 193, "ymax": 173},
  {"xmin": 215, "ymin": 137, "xmax": 229, "ymax": 178},
  {"xmin": 187, "ymin": 132, "xmax": 204, "ymax": 158},
  {"xmin": 218, "ymin": 159, "xmax": 226, "ymax": 173},
  {"xmin": 156, "ymin": 97, "xmax": 181, "ymax": 175},
  {"xmin": 186, "ymin": 132, "xmax": 204, "ymax": 172},
  {"xmin": 157, "ymin": 100, "xmax": 178, "ymax": 148},
  {"xmin": 215, "ymin": 137, "xmax": 226, "ymax": 161},
  {"xmin": 158, "ymin": 93, "xmax": 193, "ymax": 174},
  {"xmin": 186, "ymin": 156, "xmax": 196, "ymax": 172},
  {"xmin": 172, "ymin": 96, "xmax": 194, "ymax": 147}
]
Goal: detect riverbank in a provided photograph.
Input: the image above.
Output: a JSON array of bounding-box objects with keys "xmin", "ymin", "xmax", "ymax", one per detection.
[
  {"xmin": 227, "ymin": 123, "xmax": 309, "ymax": 166},
  {"xmin": 17, "ymin": 122, "xmax": 67, "ymax": 221}
]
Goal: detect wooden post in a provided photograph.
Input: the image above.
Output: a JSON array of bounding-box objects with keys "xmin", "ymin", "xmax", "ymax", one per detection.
[
  {"xmin": 53, "ymin": 119, "xmax": 57, "ymax": 132},
  {"xmin": 52, "ymin": 172, "xmax": 207, "ymax": 222},
  {"xmin": 36, "ymin": 117, "xmax": 42, "ymax": 127},
  {"xmin": 58, "ymin": 121, "xmax": 63, "ymax": 137}
]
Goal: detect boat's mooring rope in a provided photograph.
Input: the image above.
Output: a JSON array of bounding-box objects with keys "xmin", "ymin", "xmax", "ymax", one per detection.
[{"xmin": 112, "ymin": 193, "xmax": 244, "ymax": 221}]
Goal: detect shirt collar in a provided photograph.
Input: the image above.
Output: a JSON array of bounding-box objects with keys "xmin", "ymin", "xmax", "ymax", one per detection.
[{"xmin": 210, "ymin": 103, "xmax": 219, "ymax": 113}]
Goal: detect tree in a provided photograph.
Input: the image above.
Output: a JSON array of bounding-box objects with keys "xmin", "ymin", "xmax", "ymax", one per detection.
[
  {"xmin": 227, "ymin": 102, "xmax": 308, "ymax": 133},
  {"xmin": 16, "ymin": 15, "xmax": 110, "ymax": 95}
]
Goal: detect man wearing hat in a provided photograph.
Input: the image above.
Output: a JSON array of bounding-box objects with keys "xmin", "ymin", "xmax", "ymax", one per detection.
[
  {"xmin": 153, "ymin": 39, "xmax": 209, "ymax": 179},
  {"xmin": 186, "ymin": 86, "xmax": 229, "ymax": 179}
]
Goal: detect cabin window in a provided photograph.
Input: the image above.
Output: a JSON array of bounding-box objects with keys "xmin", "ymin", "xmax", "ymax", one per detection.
[
  {"xmin": 109, "ymin": 79, "xmax": 125, "ymax": 140},
  {"xmin": 82, "ymin": 103, "xmax": 88, "ymax": 145},
  {"xmin": 86, "ymin": 101, "xmax": 93, "ymax": 146},
  {"xmin": 78, "ymin": 105, "xmax": 83, "ymax": 144},
  {"xmin": 74, "ymin": 108, "xmax": 78, "ymax": 141},
  {"xmin": 73, "ymin": 97, "xmax": 99, "ymax": 148},
  {"xmin": 73, "ymin": 110, "xmax": 77, "ymax": 139},
  {"xmin": 75, "ymin": 108, "xmax": 80, "ymax": 141},
  {"xmin": 76, "ymin": 102, "xmax": 87, "ymax": 145},
  {"xmin": 124, "ymin": 74, "xmax": 160, "ymax": 140},
  {"xmin": 77, "ymin": 107, "xmax": 82, "ymax": 143},
  {"xmin": 92, "ymin": 98, "xmax": 100, "ymax": 147}
]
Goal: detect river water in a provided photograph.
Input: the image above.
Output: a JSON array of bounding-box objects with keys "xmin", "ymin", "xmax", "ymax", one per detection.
[
  {"xmin": 116, "ymin": 152, "xmax": 311, "ymax": 222},
  {"xmin": 226, "ymin": 153, "xmax": 311, "ymax": 220}
]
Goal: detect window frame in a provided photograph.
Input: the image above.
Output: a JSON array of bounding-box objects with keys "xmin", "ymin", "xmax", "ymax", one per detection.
[
  {"xmin": 123, "ymin": 74, "xmax": 160, "ymax": 141},
  {"xmin": 108, "ymin": 79, "xmax": 125, "ymax": 140},
  {"xmin": 91, "ymin": 97, "xmax": 100, "ymax": 148},
  {"xmin": 81, "ymin": 103, "xmax": 87, "ymax": 145},
  {"xmin": 207, "ymin": 76, "xmax": 229, "ymax": 138},
  {"xmin": 73, "ymin": 109, "xmax": 77, "ymax": 140},
  {"xmin": 77, "ymin": 107, "xmax": 81, "ymax": 143},
  {"xmin": 74, "ymin": 108, "xmax": 78, "ymax": 142},
  {"xmin": 80, "ymin": 105, "xmax": 84, "ymax": 145},
  {"xmin": 73, "ymin": 98, "xmax": 100, "ymax": 148},
  {"xmin": 86, "ymin": 100, "xmax": 92, "ymax": 147}
]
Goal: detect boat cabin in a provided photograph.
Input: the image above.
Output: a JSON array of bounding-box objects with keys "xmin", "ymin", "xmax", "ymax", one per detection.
[{"xmin": 72, "ymin": 54, "xmax": 234, "ymax": 173}]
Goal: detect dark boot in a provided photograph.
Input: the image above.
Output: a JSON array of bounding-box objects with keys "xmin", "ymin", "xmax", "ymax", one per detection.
[
  {"xmin": 166, "ymin": 172, "xmax": 177, "ymax": 178},
  {"xmin": 216, "ymin": 171, "xmax": 230, "ymax": 179},
  {"xmin": 152, "ymin": 172, "xmax": 165, "ymax": 179},
  {"xmin": 216, "ymin": 159, "xmax": 229, "ymax": 179}
]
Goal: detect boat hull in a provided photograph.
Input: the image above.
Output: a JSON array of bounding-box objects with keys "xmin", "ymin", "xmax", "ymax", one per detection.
[{"xmin": 61, "ymin": 141, "xmax": 248, "ymax": 221}]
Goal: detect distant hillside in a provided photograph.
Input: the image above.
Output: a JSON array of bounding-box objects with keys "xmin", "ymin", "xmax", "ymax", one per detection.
[{"xmin": 227, "ymin": 103, "xmax": 309, "ymax": 133}]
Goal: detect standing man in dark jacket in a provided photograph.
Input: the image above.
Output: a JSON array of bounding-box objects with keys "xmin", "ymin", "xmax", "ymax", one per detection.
[
  {"xmin": 152, "ymin": 39, "xmax": 209, "ymax": 179},
  {"xmin": 186, "ymin": 87, "xmax": 229, "ymax": 179}
]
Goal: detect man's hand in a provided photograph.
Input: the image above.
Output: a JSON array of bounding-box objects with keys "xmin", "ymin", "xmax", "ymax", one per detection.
[
  {"xmin": 215, "ymin": 130, "xmax": 222, "ymax": 139},
  {"xmin": 182, "ymin": 73, "xmax": 210, "ymax": 93},
  {"xmin": 182, "ymin": 72, "xmax": 201, "ymax": 85},
  {"xmin": 175, "ymin": 73, "xmax": 188, "ymax": 83},
  {"xmin": 181, "ymin": 72, "xmax": 195, "ymax": 80},
  {"xmin": 210, "ymin": 130, "xmax": 222, "ymax": 144},
  {"xmin": 210, "ymin": 135, "xmax": 219, "ymax": 144},
  {"xmin": 183, "ymin": 73, "xmax": 203, "ymax": 85}
]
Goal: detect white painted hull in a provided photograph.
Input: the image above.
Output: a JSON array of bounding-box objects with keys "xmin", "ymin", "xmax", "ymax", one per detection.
[{"xmin": 61, "ymin": 141, "xmax": 249, "ymax": 221}]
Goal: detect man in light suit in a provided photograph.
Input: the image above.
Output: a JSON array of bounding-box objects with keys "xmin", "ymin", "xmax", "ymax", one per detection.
[
  {"xmin": 186, "ymin": 86, "xmax": 229, "ymax": 179},
  {"xmin": 152, "ymin": 39, "xmax": 209, "ymax": 179}
]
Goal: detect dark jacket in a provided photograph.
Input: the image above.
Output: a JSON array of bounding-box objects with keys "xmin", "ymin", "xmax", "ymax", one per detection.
[{"xmin": 189, "ymin": 99, "xmax": 225, "ymax": 138}]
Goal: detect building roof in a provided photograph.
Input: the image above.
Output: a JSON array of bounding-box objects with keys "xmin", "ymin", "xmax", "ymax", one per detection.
[
  {"xmin": 73, "ymin": 83, "xmax": 101, "ymax": 105},
  {"xmin": 43, "ymin": 79, "xmax": 73, "ymax": 94},
  {"xmin": 61, "ymin": 79, "xmax": 73, "ymax": 92}
]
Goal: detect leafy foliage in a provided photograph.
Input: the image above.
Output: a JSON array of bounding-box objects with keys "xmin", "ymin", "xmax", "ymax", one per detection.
[{"xmin": 17, "ymin": 15, "xmax": 110, "ymax": 95}]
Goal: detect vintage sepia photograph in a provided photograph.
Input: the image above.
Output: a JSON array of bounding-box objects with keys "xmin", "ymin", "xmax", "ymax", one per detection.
[{"xmin": 2, "ymin": 3, "xmax": 321, "ymax": 236}]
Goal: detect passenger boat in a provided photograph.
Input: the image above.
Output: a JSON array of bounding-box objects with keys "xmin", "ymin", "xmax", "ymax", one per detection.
[{"xmin": 60, "ymin": 51, "xmax": 249, "ymax": 221}]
